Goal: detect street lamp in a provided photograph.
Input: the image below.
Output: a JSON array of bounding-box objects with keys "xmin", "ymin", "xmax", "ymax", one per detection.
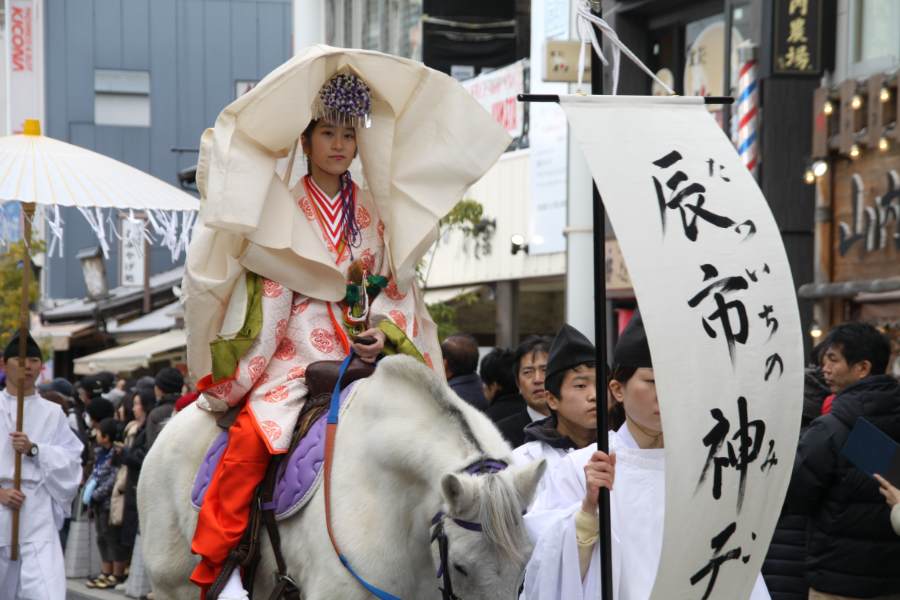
[
  {"xmin": 809, "ymin": 320, "xmax": 823, "ymax": 339},
  {"xmin": 77, "ymin": 246, "xmax": 109, "ymax": 300},
  {"xmin": 812, "ymin": 160, "xmax": 828, "ymax": 177},
  {"xmin": 510, "ymin": 233, "xmax": 529, "ymax": 255}
]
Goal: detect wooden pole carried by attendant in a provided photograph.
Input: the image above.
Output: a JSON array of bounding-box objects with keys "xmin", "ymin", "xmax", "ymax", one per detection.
[{"xmin": 10, "ymin": 201, "xmax": 35, "ymax": 561}]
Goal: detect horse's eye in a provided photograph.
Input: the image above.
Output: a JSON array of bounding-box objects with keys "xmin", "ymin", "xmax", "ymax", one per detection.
[{"xmin": 453, "ymin": 564, "xmax": 469, "ymax": 577}]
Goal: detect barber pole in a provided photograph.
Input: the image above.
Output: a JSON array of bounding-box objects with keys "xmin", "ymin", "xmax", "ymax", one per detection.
[{"xmin": 734, "ymin": 44, "xmax": 760, "ymax": 178}]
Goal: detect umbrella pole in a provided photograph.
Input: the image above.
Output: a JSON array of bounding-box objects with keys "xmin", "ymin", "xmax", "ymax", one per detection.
[{"xmin": 10, "ymin": 201, "xmax": 35, "ymax": 561}]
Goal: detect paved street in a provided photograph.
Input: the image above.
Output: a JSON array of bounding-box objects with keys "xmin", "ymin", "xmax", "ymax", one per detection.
[{"xmin": 66, "ymin": 579, "xmax": 127, "ymax": 600}]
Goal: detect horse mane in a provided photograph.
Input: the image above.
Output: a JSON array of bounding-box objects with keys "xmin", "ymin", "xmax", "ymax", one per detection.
[
  {"xmin": 478, "ymin": 472, "xmax": 529, "ymax": 563},
  {"xmin": 376, "ymin": 356, "xmax": 528, "ymax": 561}
]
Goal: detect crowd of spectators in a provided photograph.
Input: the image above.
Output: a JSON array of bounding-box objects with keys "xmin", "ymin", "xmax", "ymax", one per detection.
[{"xmin": 33, "ymin": 366, "xmax": 186, "ymax": 597}]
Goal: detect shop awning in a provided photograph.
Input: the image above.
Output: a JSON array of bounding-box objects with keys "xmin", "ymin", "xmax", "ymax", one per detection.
[
  {"xmin": 423, "ymin": 285, "xmax": 485, "ymax": 305},
  {"xmin": 30, "ymin": 319, "xmax": 93, "ymax": 351},
  {"xmin": 797, "ymin": 277, "xmax": 900, "ymax": 300},
  {"xmin": 108, "ymin": 302, "xmax": 182, "ymax": 337},
  {"xmin": 73, "ymin": 329, "xmax": 185, "ymax": 375}
]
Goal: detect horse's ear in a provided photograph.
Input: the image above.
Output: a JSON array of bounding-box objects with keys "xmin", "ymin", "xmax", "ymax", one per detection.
[
  {"xmin": 510, "ymin": 459, "xmax": 547, "ymax": 507},
  {"xmin": 441, "ymin": 473, "xmax": 479, "ymax": 516}
]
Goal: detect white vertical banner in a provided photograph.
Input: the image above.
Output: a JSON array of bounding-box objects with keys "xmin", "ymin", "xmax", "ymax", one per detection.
[
  {"xmin": 528, "ymin": 0, "xmax": 568, "ymax": 255},
  {"xmin": 5, "ymin": 0, "xmax": 44, "ymax": 134},
  {"xmin": 120, "ymin": 215, "xmax": 147, "ymax": 288},
  {"xmin": 560, "ymin": 95, "xmax": 803, "ymax": 600}
]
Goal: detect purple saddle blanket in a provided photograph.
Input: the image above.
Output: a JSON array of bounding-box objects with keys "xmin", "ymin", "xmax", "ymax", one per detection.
[{"xmin": 191, "ymin": 381, "xmax": 357, "ymax": 521}]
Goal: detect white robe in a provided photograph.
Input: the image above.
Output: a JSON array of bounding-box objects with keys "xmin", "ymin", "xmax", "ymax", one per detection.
[
  {"xmin": 523, "ymin": 426, "xmax": 771, "ymax": 600},
  {"xmin": 512, "ymin": 440, "xmax": 575, "ymax": 505},
  {"xmin": 0, "ymin": 390, "xmax": 83, "ymax": 599}
]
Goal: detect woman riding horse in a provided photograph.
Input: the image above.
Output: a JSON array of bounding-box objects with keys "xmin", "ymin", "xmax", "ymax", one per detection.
[{"xmin": 181, "ymin": 48, "xmax": 511, "ymax": 600}]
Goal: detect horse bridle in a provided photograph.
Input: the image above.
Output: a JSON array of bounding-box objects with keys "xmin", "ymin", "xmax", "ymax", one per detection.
[{"xmin": 429, "ymin": 459, "xmax": 511, "ymax": 600}]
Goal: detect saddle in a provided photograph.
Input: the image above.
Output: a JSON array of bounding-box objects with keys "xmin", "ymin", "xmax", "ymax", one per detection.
[{"xmin": 206, "ymin": 357, "xmax": 375, "ymax": 600}]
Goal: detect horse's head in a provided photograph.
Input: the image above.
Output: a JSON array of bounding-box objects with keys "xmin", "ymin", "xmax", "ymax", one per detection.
[{"xmin": 430, "ymin": 459, "xmax": 547, "ymax": 599}]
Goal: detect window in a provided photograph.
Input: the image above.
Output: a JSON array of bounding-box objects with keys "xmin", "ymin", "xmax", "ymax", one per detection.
[
  {"xmin": 848, "ymin": 0, "xmax": 900, "ymax": 78},
  {"xmin": 94, "ymin": 70, "xmax": 151, "ymax": 127},
  {"xmin": 326, "ymin": 0, "xmax": 422, "ymax": 60}
]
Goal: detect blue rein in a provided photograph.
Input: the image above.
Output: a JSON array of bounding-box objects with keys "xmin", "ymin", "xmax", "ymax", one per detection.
[{"xmin": 327, "ymin": 354, "xmax": 401, "ymax": 600}]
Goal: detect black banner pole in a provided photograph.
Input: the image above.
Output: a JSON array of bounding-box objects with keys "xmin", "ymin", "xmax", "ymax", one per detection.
[
  {"xmin": 588, "ymin": 5, "xmax": 613, "ymax": 599},
  {"xmin": 517, "ymin": 93, "xmax": 734, "ymax": 105}
]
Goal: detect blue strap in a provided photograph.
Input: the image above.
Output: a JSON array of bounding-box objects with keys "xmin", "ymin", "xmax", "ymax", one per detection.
[
  {"xmin": 327, "ymin": 352, "xmax": 403, "ymax": 600},
  {"xmin": 339, "ymin": 554, "xmax": 402, "ymax": 600},
  {"xmin": 328, "ymin": 353, "xmax": 355, "ymax": 425}
]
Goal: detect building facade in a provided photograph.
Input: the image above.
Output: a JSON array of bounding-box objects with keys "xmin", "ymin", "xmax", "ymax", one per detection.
[
  {"xmin": 42, "ymin": 0, "xmax": 292, "ymax": 299},
  {"xmin": 800, "ymin": 0, "xmax": 900, "ymax": 374},
  {"xmin": 28, "ymin": 0, "xmax": 292, "ymax": 377}
]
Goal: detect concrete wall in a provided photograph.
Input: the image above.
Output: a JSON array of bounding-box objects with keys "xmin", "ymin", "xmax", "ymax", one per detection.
[
  {"xmin": 422, "ymin": 150, "xmax": 566, "ymax": 290},
  {"xmin": 43, "ymin": 0, "xmax": 291, "ymax": 299}
]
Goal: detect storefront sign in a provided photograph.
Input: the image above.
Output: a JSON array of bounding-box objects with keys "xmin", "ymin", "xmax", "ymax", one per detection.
[
  {"xmin": 119, "ymin": 216, "xmax": 146, "ymax": 288},
  {"xmin": 772, "ymin": 0, "xmax": 822, "ymax": 75},
  {"xmin": 462, "ymin": 60, "xmax": 526, "ymax": 144},
  {"xmin": 5, "ymin": 0, "xmax": 44, "ymax": 133},
  {"xmin": 832, "ymin": 153, "xmax": 900, "ymax": 282}
]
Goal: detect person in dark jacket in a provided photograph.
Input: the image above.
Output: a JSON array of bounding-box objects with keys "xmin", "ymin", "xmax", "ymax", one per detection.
[
  {"xmin": 145, "ymin": 367, "xmax": 184, "ymax": 448},
  {"xmin": 511, "ymin": 324, "xmax": 597, "ymax": 473},
  {"xmin": 117, "ymin": 387, "xmax": 156, "ymax": 552},
  {"xmin": 85, "ymin": 418, "xmax": 128, "ymax": 589},
  {"xmin": 762, "ymin": 366, "xmax": 831, "ymax": 600},
  {"xmin": 480, "ymin": 347, "xmax": 521, "ymax": 423},
  {"xmin": 441, "ymin": 334, "xmax": 487, "ymax": 411},
  {"xmin": 496, "ymin": 335, "xmax": 553, "ymax": 448},
  {"xmin": 784, "ymin": 322, "xmax": 900, "ymax": 599}
]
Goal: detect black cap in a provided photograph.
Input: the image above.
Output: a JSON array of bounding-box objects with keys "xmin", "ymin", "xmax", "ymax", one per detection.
[
  {"xmin": 96, "ymin": 371, "xmax": 116, "ymax": 391},
  {"xmin": 135, "ymin": 375, "xmax": 155, "ymax": 391},
  {"xmin": 155, "ymin": 367, "xmax": 184, "ymax": 394},
  {"xmin": 613, "ymin": 310, "xmax": 652, "ymax": 369},
  {"xmin": 3, "ymin": 331, "xmax": 42, "ymax": 361},
  {"xmin": 38, "ymin": 377, "xmax": 75, "ymax": 398},
  {"xmin": 81, "ymin": 375, "xmax": 106, "ymax": 398},
  {"xmin": 545, "ymin": 324, "xmax": 596, "ymax": 398}
]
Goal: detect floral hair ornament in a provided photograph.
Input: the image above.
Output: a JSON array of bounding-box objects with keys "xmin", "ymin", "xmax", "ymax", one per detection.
[{"xmin": 312, "ymin": 72, "xmax": 373, "ymax": 129}]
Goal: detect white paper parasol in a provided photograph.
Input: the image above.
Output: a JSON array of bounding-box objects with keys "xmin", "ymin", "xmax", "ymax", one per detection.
[
  {"xmin": 0, "ymin": 127, "xmax": 199, "ymax": 211},
  {"xmin": 0, "ymin": 119, "xmax": 197, "ymax": 558}
]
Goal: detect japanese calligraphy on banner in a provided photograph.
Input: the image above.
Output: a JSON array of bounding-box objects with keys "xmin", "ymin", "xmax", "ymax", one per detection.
[
  {"xmin": 560, "ymin": 95, "xmax": 803, "ymax": 600},
  {"xmin": 119, "ymin": 215, "xmax": 146, "ymax": 288},
  {"xmin": 4, "ymin": 0, "xmax": 45, "ymax": 133},
  {"xmin": 462, "ymin": 60, "xmax": 527, "ymax": 149},
  {"xmin": 773, "ymin": 0, "xmax": 822, "ymax": 75}
]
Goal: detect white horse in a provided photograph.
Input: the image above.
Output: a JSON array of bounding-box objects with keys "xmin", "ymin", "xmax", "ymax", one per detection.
[{"xmin": 138, "ymin": 355, "xmax": 546, "ymax": 599}]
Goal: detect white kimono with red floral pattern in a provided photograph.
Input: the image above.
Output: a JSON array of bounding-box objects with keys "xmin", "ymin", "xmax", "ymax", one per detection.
[{"xmin": 197, "ymin": 180, "xmax": 439, "ymax": 454}]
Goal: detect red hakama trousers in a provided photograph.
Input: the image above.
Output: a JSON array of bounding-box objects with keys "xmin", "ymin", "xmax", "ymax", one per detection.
[{"xmin": 190, "ymin": 403, "xmax": 270, "ymax": 596}]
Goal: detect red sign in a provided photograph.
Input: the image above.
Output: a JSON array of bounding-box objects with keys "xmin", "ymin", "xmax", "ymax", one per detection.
[{"xmin": 11, "ymin": 6, "xmax": 33, "ymax": 73}]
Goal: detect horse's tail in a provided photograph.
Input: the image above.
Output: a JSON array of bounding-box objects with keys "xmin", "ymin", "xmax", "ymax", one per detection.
[{"xmin": 478, "ymin": 473, "xmax": 529, "ymax": 563}]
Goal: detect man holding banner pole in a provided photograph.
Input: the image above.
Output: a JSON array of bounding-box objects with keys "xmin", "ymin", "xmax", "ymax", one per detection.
[{"xmin": 519, "ymin": 0, "xmax": 803, "ymax": 596}]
